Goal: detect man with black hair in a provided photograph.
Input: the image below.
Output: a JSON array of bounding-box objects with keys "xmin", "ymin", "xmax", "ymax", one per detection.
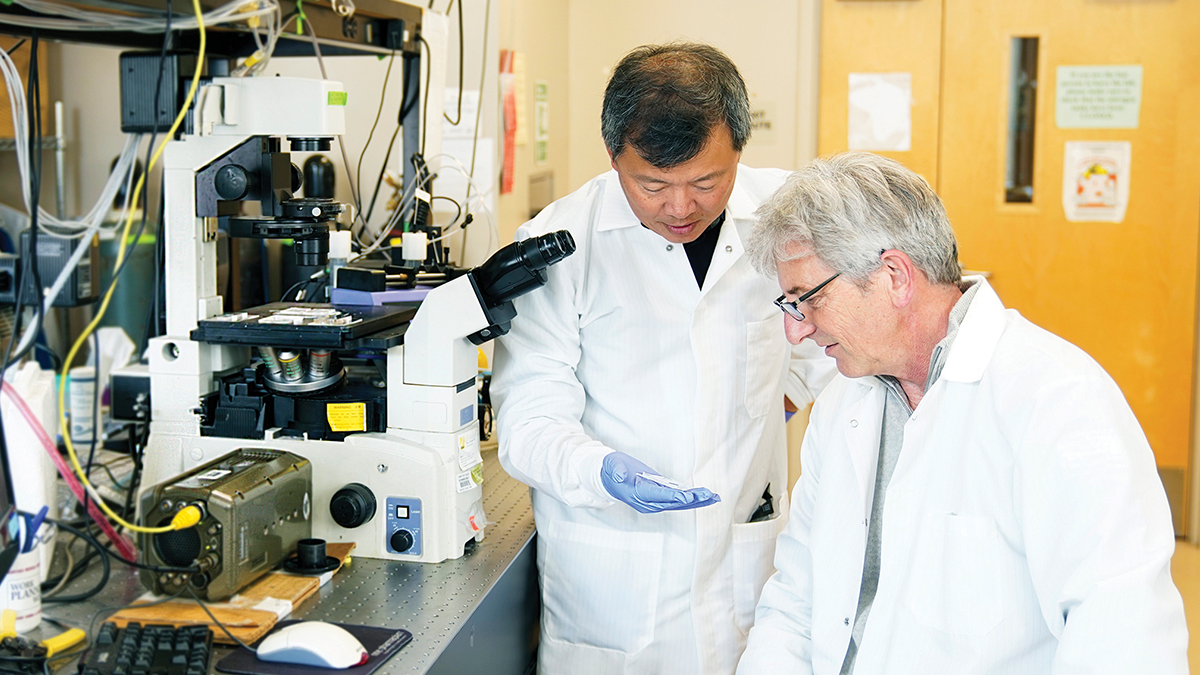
[{"xmin": 492, "ymin": 43, "xmax": 834, "ymax": 674}]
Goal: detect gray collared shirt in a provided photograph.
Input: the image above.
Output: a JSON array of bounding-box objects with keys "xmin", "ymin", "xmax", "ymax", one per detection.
[{"xmin": 839, "ymin": 279, "xmax": 981, "ymax": 674}]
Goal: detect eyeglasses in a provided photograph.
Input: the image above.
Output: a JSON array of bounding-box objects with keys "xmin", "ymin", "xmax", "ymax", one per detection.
[{"xmin": 775, "ymin": 272, "xmax": 840, "ymax": 321}]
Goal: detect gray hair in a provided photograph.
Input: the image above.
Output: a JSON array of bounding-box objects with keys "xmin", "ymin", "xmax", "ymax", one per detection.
[
  {"xmin": 601, "ymin": 42, "xmax": 752, "ymax": 168},
  {"xmin": 748, "ymin": 152, "xmax": 961, "ymax": 286}
]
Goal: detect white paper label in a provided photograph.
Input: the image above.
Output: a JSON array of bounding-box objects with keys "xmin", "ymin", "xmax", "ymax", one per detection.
[
  {"xmin": 250, "ymin": 597, "xmax": 293, "ymax": 619},
  {"xmin": 458, "ymin": 434, "xmax": 483, "ymax": 471}
]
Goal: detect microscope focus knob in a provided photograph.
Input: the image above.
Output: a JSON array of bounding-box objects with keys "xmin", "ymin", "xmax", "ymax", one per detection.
[
  {"xmin": 390, "ymin": 529, "xmax": 415, "ymax": 554},
  {"xmin": 215, "ymin": 164, "xmax": 256, "ymax": 200},
  {"xmin": 330, "ymin": 483, "xmax": 376, "ymax": 528}
]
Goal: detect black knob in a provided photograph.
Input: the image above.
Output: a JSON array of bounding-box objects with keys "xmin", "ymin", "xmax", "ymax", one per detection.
[
  {"xmin": 330, "ymin": 483, "xmax": 376, "ymax": 528},
  {"xmin": 214, "ymin": 164, "xmax": 255, "ymax": 200},
  {"xmin": 290, "ymin": 163, "xmax": 304, "ymax": 194},
  {"xmin": 303, "ymin": 156, "xmax": 336, "ymax": 199},
  {"xmin": 390, "ymin": 529, "xmax": 414, "ymax": 553}
]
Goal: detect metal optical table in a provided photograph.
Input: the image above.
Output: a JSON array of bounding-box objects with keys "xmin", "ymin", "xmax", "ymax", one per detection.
[{"xmin": 42, "ymin": 451, "xmax": 539, "ymax": 675}]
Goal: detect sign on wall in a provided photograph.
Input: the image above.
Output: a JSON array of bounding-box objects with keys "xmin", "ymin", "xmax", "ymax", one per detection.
[
  {"xmin": 1056, "ymin": 65, "xmax": 1142, "ymax": 129},
  {"xmin": 848, "ymin": 72, "xmax": 912, "ymax": 151},
  {"xmin": 1062, "ymin": 140, "xmax": 1131, "ymax": 222}
]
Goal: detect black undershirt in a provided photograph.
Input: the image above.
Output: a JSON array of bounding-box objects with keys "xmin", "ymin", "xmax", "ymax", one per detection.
[{"xmin": 683, "ymin": 212, "xmax": 725, "ymax": 289}]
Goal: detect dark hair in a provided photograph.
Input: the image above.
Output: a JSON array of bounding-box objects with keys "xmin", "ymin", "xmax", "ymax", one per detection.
[{"xmin": 601, "ymin": 42, "xmax": 752, "ymax": 168}]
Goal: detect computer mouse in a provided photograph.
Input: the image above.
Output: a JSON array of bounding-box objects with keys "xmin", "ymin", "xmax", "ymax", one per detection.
[{"xmin": 255, "ymin": 621, "xmax": 369, "ymax": 669}]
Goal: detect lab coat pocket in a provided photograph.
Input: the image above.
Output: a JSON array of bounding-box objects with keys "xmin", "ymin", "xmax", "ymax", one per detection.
[
  {"xmin": 541, "ymin": 520, "xmax": 663, "ymax": 653},
  {"xmin": 745, "ymin": 317, "xmax": 788, "ymax": 418},
  {"xmin": 731, "ymin": 508, "xmax": 787, "ymax": 635},
  {"xmin": 908, "ymin": 512, "xmax": 1003, "ymax": 635}
]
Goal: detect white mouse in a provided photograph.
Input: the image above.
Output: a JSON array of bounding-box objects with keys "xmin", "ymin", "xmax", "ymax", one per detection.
[{"xmin": 256, "ymin": 621, "xmax": 369, "ymax": 669}]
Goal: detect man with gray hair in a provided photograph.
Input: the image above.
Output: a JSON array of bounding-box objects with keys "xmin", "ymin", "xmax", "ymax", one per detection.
[
  {"xmin": 492, "ymin": 43, "xmax": 834, "ymax": 674},
  {"xmin": 736, "ymin": 152, "xmax": 1187, "ymax": 674}
]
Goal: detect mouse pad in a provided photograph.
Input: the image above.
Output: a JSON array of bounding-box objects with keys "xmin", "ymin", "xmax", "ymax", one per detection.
[{"xmin": 215, "ymin": 621, "xmax": 413, "ymax": 675}]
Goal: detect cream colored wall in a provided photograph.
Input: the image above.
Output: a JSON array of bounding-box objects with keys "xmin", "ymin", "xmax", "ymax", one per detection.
[
  {"xmin": 560, "ymin": 1, "xmax": 823, "ymax": 483},
  {"xmin": 495, "ymin": 0, "xmax": 571, "ymax": 245},
  {"xmin": 565, "ymin": 0, "xmax": 821, "ymax": 192}
]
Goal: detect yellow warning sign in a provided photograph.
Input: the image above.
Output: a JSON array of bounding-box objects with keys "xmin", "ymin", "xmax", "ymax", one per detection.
[{"xmin": 327, "ymin": 402, "xmax": 366, "ymax": 432}]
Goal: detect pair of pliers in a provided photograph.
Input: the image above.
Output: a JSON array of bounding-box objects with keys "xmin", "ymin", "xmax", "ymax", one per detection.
[{"xmin": 0, "ymin": 610, "xmax": 86, "ymax": 657}]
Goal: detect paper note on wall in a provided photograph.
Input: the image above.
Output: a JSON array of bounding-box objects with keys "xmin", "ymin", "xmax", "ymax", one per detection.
[
  {"xmin": 534, "ymin": 81, "xmax": 549, "ymax": 165},
  {"xmin": 1062, "ymin": 141, "xmax": 1131, "ymax": 223},
  {"xmin": 848, "ymin": 72, "xmax": 912, "ymax": 152},
  {"xmin": 1056, "ymin": 65, "xmax": 1142, "ymax": 129}
]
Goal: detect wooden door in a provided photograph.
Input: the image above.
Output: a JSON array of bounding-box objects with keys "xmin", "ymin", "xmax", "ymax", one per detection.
[{"xmin": 820, "ymin": 0, "xmax": 1200, "ymax": 533}]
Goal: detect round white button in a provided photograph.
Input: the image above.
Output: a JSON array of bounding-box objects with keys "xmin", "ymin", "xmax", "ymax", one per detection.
[
  {"xmin": 666, "ymin": 245, "xmax": 674, "ymax": 251},
  {"xmin": 850, "ymin": 419, "xmax": 858, "ymax": 428},
  {"xmin": 725, "ymin": 245, "xmax": 733, "ymax": 253}
]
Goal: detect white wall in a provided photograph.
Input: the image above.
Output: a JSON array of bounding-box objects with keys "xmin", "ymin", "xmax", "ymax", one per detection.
[
  {"xmin": 565, "ymin": 0, "xmax": 821, "ymax": 191},
  {"xmin": 495, "ymin": 0, "xmax": 570, "ymax": 244}
]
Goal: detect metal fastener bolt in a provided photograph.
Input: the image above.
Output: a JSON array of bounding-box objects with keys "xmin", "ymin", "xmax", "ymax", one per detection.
[{"xmin": 378, "ymin": 464, "xmax": 389, "ymax": 473}]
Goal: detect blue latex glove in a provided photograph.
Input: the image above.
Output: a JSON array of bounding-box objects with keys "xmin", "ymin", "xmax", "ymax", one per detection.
[{"xmin": 601, "ymin": 452, "xmax": 720, "ymax": 514}]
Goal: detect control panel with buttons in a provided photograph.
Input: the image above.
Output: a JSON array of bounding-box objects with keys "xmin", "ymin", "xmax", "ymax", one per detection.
[{"xmin": 385, "ymin": 497, "xmax": 422, "ymax": 556}]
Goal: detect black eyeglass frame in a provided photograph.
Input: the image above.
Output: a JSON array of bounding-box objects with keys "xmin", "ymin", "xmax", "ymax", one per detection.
[{"xmin": 774, "ymin": 272, "xmax": 841, "ymax": 321}]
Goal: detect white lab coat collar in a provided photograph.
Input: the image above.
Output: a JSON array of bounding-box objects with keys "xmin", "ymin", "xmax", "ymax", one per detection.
[
  {"xmin": 939, "ymin": 276, "xmax": 1007, "ymax": 383},
  {"xmin": 832, "ymin": 276, "xmax": 1007, "ymax": 511},
  {"xmin": 593, "ymin": 164, "xmax": 763, "ymax": 233},
  {"xmin": 838, "ymin": 276, "xmax": 1008, "ymax": 401}
]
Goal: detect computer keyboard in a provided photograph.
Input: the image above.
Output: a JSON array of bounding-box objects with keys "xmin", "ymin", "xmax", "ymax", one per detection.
[{"xmin": 78, "ymin": 623, "xmax": 213, "ymax": 675}]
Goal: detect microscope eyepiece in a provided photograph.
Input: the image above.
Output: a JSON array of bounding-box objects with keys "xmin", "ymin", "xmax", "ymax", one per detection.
[
  {"xmin": 470, "ymin": 230, "xmax": 576, "ymax": 309},
  {"xmin": 526, "ymin": 230, "xmax": 576, "ymax": 270}
]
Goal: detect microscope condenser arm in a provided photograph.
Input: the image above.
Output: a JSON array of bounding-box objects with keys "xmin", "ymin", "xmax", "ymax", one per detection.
[{"xmin": 390, "ymin": 231, "xmax": 576, "ymax": 435}]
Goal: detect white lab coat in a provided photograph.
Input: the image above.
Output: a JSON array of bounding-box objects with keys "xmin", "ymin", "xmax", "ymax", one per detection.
[
  {"xmin": 738, "ymin": 278, "xmax": 1188, "ymax": 674},
  {"xmin": 492, "ymin": 166, "xmax": 836, "ymax": 675}
]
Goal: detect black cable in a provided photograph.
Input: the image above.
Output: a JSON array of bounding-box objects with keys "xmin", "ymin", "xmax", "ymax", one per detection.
[
  {"xmin": 117, "ymin": 424, "xmax": 147, "ymax": 527},
  {"xmin": 443, "ymin": 0, "xmax": 465, "ymax": 126},
  {"xmin": 184, "ymin": 586, "xmax": 258, "ymax": 652},
  {"xmin": 75, "ymin": 9, "xmax": 172, "ymax": 534},
  {"xmin": 364, "ymin": 125, "xmax": 402, "ymax": 225},
  {"xmin": 40, "ymin": 519, "xmax": 111, "ymax": 604},
  {"xmin": 142, "ymin": 181, "xmax": 167, "ymax": 348},
  {"xmin": 4, "ymin": 39, "xmax": 26, "ymax": 56},
  {"xmin": 84, "ymin": 458, "xmax": 131, "ymax": 492},
  {"xmin": 80, "ymin": 331, "xmax": 101, "ymax": 524},
  {"xmin": 281, "ymin": 278, "xmax": 306, "ymax": 302},
  {"xmin": 46, "ymin": 516, "xmax": 199, "ymax": 574},
  {"xmin": 354, "ymin": 50, "xmax": 397, "ymax": 211},
  {"xmin": 465, "ymin": 0, "xmax": 492, "ymax": 209},
  {"xmin": 110, "ymin": 6, "xmax": 172, "ymax": 325},
  {"xmin": 33, "ymin": 342, "xmax": 60, "ymax": 371},
  {"xmin": 432, "ymin": 195, "xmax": 462, "ymax": 227},
  {"xmin": 25, "ymin": 29, "xmax": 44, "ymax": 361},
  {"xmin": 364, "ymin": 55, "xmax": 421, "ymax": 223}
]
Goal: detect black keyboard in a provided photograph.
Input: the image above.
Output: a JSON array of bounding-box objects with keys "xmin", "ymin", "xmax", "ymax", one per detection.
[{"xmin": 78, "ymin": 623, "xmax": 213, "ymax": 675}]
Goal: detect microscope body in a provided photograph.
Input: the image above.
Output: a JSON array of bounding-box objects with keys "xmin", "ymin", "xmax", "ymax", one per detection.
[{"xmin": 142, "ymin": 74, "xmax": 526, "ymax": 566}]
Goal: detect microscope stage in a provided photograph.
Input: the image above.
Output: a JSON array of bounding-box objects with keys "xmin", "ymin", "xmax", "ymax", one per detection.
[{"xmin": 191, "ymin": 303, "xmax": 416, "ymax": 350}]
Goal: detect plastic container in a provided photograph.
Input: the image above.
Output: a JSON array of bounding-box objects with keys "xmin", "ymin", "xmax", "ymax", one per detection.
[
  {"xmin": 68, "ymin": 366, "xmax": 97, "ymax": 445},
  {"xmin": 0, "ymin": 548, "xmax": 41, "ymax": 633},
  {"xmin": 1, "ymin": 363, "xmax": 59, "ymax": 581}
]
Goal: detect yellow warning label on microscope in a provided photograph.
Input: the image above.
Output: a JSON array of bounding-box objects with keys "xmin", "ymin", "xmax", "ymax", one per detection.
[{"xmin": 327, "ymin": 402, "xmax": 366, "ymax": 432}]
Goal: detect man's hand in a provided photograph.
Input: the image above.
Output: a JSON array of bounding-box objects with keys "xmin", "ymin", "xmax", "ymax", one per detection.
[{"xmin": 601, "ymin": 452, "xmax": 721, "ymax": 513}]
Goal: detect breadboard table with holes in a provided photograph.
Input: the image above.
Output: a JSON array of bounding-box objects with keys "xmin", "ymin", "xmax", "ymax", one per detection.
[{"xmin": 40, "ymin": 448, "xmax": 539, "ymax": 675}]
